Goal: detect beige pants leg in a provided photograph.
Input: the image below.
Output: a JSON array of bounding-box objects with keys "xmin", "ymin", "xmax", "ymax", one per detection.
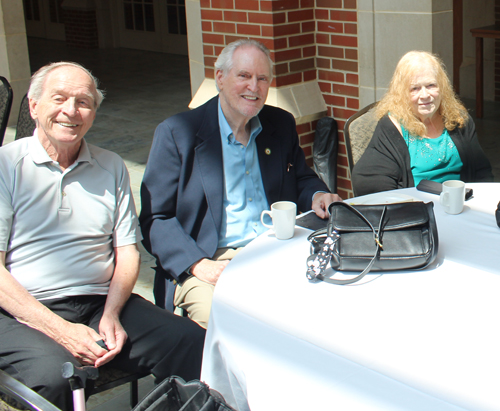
[{"xmin": 174, "ymin": 247, "xmax": 242, "ymax": 328}]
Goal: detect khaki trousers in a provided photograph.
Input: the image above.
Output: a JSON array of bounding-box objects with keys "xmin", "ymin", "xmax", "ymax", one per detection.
[{"xmin": 174, "ymin": 247, "xmax": 242, "ymax": 328}]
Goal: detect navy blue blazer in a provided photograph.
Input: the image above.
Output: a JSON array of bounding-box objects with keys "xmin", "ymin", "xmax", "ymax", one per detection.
[{"xmin": 140, "ymin": 96, "xmax": 328, "ymax": 284}]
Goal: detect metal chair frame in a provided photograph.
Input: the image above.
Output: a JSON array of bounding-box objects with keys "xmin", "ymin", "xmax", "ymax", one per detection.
[
  {"xmin": 0, "ymin": 369, "xmax": 60, "ymax": 411},
  {"xmin": 0, "ymin": 367, "xmax": 148, "ymax": 411}
]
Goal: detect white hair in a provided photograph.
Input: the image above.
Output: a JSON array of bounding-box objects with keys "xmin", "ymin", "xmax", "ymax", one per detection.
[
  {"xmin": 214, "ymin": 39, "xmax": 273, "ymax": 91},
  {"xmin": 28, "ymin": 61, "xmax": 105, "ymax": 109}
]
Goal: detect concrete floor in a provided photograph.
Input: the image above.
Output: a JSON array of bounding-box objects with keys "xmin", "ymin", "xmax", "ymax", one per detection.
[{"xmin": 2, "ymin": 37, "xmax": 500, "ymax": 410}]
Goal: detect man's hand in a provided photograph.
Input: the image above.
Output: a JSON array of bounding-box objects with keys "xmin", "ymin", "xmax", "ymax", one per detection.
[
  {"xmin": 190, "ymin": 258, "xmax": 230, "ymax": 286},
  {"xmin": 55, "ymin": 309, "xmax": 128, "ymax": 368},
  {"xmin": 94, "ymin": 312, "xmax": 128, "ymax": 367},
  {"xmin": 312, "ymin": 192, "xmax": 343, "ymax": 219},
  {"xmin": 54, "ymin": 322, "xmax": 109, "ymax": 366}
]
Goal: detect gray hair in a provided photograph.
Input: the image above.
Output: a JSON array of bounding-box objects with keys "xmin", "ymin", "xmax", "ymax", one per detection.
[
  {"xmin": 28, "ymin": 61, "xmax": 105, "ymax": 109},
  {"xmin": 214, "ymin": 39, "xmax": 273, "ymax": 91}
]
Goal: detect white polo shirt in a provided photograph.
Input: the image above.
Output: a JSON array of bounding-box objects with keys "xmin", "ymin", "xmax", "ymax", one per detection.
[{"xmin": 0, "ymin": 133, "xmax": 141, "ymax": 300}]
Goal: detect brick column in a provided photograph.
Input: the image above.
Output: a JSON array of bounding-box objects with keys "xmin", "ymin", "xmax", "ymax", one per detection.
[
  {"xmin": 62, "ymin": 0, "xmax": 99, "ymax": 49},
  {"xmin": 316, "ymin": 0, "xmax": 358, "ymax": 198},
  {"xmin": 194, "ymin": 0, "xmax": 359, "ymax": 199}
]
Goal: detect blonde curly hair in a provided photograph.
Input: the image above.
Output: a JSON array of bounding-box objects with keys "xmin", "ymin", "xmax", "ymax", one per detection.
[{"xmin": 375, "ymin": 51, "xmax": 468, "ymax": 137}]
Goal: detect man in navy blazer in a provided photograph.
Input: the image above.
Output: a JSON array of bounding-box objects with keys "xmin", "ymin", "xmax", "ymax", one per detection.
[{"xmin": 140, "ymin": 40, "xmax": 341, "ymax": 327}]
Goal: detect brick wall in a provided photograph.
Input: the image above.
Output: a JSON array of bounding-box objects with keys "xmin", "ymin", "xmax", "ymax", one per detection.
[
  {"xmin": 316, "ymin": 0, "xmax": 358, "ymax": 198},
  {"xmin": 200, "ymin": 0, "xmax": 359, "ymax": 198},
  {"xmin": 63, "ymin": 9, "xmax": 99, "ymax": 49}
]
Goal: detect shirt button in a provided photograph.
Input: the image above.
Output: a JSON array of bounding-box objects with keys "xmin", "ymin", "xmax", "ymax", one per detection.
[
  {"xmin": 249, "ymin": 198, "xmax": 253, "ymax": 202},
  {"xmin": 246, "ymin": 170, "xmax": 250, "ymax": 175},
  {"xmin": 62, "ymin": 192, "xmax": 67, "ymax": 196}
]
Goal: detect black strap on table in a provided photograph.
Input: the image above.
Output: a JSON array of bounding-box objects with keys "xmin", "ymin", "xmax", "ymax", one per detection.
[{"xmin": 306, "ymin": 203, "xmax": 387, "ymax": 285}]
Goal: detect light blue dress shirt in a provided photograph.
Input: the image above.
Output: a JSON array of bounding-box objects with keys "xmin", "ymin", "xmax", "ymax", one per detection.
[{"xmin": 218, "ymin": 102, "xmax": 269, "ymax": 248}]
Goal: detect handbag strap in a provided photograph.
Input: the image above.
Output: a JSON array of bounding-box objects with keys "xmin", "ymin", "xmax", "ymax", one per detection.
[{"xmin": 306, "ymin": 203, "xmax": 387, "ymax": 285}]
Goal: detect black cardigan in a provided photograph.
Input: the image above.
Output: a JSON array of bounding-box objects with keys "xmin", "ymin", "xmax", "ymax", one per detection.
[{"xmin": 351, "ymin": 115, "xmax": 493, "ymax": 196}]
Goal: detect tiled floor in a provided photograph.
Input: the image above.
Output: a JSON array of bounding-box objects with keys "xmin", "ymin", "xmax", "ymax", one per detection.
[{"xmin": 2, "ymin": 38, "xmax": 500, "ymax": 410}]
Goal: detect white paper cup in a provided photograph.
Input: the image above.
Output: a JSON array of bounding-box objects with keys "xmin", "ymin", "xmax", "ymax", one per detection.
[
  {"xmin": 260, "ymin": 201, "xmax": 297, "ymax": 240},
  {"xmin": 440, "ymin": 180, "xmax": 465, "ymax": 215}
]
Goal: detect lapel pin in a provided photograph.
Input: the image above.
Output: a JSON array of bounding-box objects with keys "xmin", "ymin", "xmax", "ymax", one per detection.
[{"xmin": 265, "ymin": 148, "xmax": 271, "ymax": 155}]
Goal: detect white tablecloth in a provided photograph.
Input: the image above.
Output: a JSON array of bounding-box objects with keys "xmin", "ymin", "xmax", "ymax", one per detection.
[{"xmin": 201, "ymin": 183, "xmax": 500, "ymax": 411}]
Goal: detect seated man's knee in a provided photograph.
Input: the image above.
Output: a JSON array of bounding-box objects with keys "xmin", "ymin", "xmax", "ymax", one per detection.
[{"xmin": 175, "ymin": 277, "xmax": 214, "ymax": 328}]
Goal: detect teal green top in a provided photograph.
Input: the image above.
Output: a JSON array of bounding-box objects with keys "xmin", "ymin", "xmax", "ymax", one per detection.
[{"xmin": 401, "ymin": 124, "xmax": 463, "ymax": 186}]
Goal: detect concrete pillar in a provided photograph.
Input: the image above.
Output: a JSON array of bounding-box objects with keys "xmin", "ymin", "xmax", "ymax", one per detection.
[
  {"xmin": 186, "ymin": 0, "xmax": 204, "ymax": 98},
  {"xmin": 0, "ymin": 0, "xmax": 31, "ymax": 126},
  {"xmin": 358, "ymin": 0, "xmax": 454, "ymax": 108}
]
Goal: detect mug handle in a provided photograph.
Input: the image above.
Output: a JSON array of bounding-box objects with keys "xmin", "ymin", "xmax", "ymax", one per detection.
[{"xmin": 260, "ymin": 210, "xmax": 273, "ymax": 228}]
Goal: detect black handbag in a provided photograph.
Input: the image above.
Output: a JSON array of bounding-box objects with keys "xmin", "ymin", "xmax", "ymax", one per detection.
[
  {"xmin": 132, "ymin": 376, "xmax": 236, "ymax": 411},
  {"xmin": 306, "ymin": 201, "xmax": 439, "ymax": 285}
]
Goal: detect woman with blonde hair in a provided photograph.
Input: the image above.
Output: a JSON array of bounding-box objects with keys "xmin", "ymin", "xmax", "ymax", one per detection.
[{"xmin": 352, "ymin": 50, "xmax": 492, "ymax": 196}]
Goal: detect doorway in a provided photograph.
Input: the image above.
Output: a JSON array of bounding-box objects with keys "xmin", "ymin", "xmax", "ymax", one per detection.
[
  {"xmin": 23, "ymin": 0, "xmax": 65, "ymax": 40},
  {"xmin": 113, "ymin": 0, "xmax": 188, "ymax": 55}
]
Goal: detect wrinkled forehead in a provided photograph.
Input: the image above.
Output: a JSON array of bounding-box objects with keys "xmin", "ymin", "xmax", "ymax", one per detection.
[
  {"xmin": 43, "ymin": 66, "xmax": 98, "ymax": 102},
  {"xmin": 232, "ymin": 45, "xmax": 272, "ymax": 75}
]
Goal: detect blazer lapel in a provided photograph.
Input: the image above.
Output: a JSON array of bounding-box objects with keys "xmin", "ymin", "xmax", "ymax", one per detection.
[
  {"xmin": 195, "ymin": 97, "xmax": 224, "ymax": 231},
  {"xmin": 256, "ymin": 117, "xmax": 283, "ymax": 205}
]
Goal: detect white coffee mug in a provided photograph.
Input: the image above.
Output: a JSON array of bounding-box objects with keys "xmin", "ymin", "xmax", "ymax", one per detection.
[
  {"xmin": 260, "ymin": 201, "xmax": 297, "ymax": 240},
  {"xmin": 440, "ymin": 180, "xmax": 465, "ymax": 215}
]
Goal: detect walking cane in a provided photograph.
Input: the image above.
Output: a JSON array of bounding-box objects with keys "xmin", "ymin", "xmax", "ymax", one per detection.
[{"xmin": 62, "ymin": 362, "xmax": 99, "ymax": 411}]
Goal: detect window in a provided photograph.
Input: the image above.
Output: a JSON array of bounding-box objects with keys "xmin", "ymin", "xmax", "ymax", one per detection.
[
  {"xmin": 23, "ymin": 0, "xmax": 41, "ymax": 21},
  {"xmin": 123, "ymin": 0, "xmax": 155, "ymax": 32},
  {"xmin": 166, "ymin": 0, "xmax": 186, "ymax": 35},
  {"xmin": 49, "ymin": 0, "xmax": 64, "ymax": 24}
]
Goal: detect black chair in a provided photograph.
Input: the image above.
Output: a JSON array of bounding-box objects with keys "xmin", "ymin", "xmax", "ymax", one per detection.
[
  {"xmin": 92, "ymin": 366, "xmax": 149, "ymax": 408},
  {"xmin": 15, "ymin": 94, "xmax": 36, "ymax": 140},
  {"xmin": 0, "ymin": 76, "xmax": 14, "ymax": 147},
  {"xmin": 312, "ymin": 117, "xmax": 338, "ymax": 193},
  {"xmin": 0, "ymin": 367, "xmax": 149, "ymax": 411},
  {"xmin": 343, "ymin": 102, "xmax": 378, "ymax": 174}
]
